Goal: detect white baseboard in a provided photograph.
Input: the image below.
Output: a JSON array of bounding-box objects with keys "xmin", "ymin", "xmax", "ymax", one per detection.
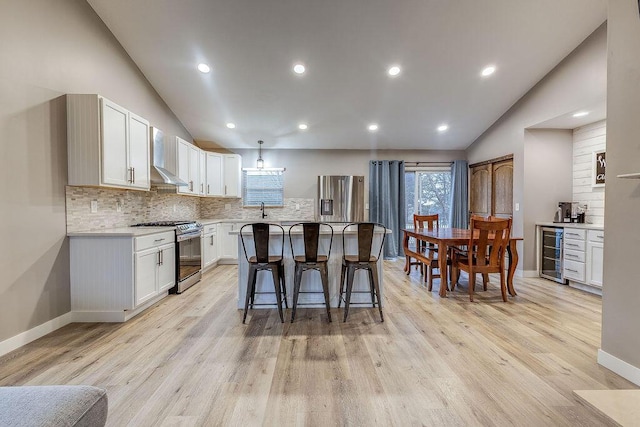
[
  {"xmin": 0, "ymin": 312, "xmax": 73, "ymax": 358},
  {"xmin": 598, "ymin": 349, "xmax": 640, "ymax": 386},
  {"xmin": 518, "ymin": 269, "xmax": 538, "ymax": 278}
]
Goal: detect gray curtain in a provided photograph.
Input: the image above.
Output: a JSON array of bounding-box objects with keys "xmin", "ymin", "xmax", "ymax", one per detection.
[
  {"xmin": 449, "ymin": 160, "xmax": 469, "ymax": 229},
  {"xmin": 369, "ymin": 160, "xmax": 406, "ymax": 258}
]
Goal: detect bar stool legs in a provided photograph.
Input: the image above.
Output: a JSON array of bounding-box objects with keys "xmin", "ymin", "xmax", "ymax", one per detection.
[
  {"xmin": 242, "ymin": 263, "xmax": 285, "ymax": 324},
  {"xmin": 290, "ymin": 263, "xmax": 332, "ymax": 323},
  {"xmin": 339, "ymin": 263, "xmax": 384, "ymax": 323}
]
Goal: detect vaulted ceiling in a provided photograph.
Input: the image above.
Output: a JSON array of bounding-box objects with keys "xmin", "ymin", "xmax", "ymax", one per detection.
[{"xmin": 87, "ymin": 0, "xmax": 607, "ymax": 150}]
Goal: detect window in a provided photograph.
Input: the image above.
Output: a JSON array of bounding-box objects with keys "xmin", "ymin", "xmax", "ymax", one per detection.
[
  {"xmin": 242, "ymin": 168, "xmax": 285, "ymax": 207},
  {"xmin": 405, "ymin": 165, "xmax": 452, "ymax": 229}
]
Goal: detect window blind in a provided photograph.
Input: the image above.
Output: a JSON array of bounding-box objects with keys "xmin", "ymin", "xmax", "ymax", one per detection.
[{"xmin": 242, "ymin": 168, "xmax": 284, "ymax": 207}]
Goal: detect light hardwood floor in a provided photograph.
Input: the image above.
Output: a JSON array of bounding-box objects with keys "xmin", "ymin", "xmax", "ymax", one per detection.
[{"xmin": 0, "ymin": 261, "xmax": 633, "ymax": 426}]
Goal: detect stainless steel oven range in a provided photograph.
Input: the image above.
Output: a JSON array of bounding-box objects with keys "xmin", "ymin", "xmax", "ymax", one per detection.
[{"xmin": 132, "ymin": 221, "xmax": 203, "ymax": 293}]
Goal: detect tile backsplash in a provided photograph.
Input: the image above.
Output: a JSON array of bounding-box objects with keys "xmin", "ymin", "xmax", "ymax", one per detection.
[{"xmin": 66, "ymin": 186, "xmax": 315, "ymax": 232}]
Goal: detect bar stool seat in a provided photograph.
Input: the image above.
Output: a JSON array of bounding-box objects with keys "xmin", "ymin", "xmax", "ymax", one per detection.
[
  {"xmin": 240, "ymin": 223, "xmax": 288, "ymax": 323},
  {"xmin": 289, "ymin": 222, "xmax": 333, "ymax": 323}
]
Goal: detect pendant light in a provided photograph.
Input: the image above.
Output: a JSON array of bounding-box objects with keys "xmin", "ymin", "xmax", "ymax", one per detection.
[{"xmin": 256, "ymin": 140, "xmax": 264, "ymax": 169}]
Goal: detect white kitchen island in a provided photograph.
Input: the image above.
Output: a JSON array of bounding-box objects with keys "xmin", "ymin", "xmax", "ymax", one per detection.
[{"xmin": 231, "ymin": 224, "xmax": 391, "ymax": 309}]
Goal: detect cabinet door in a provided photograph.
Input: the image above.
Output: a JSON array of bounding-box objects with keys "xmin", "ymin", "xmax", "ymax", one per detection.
[
  {"xmin": 470, "ymin": 164, "xmax": 491, "ymax": 217},
  {"xmin": 203, "ymin": 232, "xmax": 218, "ymax": 268},
  {"xmin": 492, "ymin": 159, "xmax": 513, "ymax": 217},
  {"xmin": 587, "ymin": 241, "xmax": 604, "ymax": 288},
  {"xmin": 190, "ymin": 144, "xmax": 201, "ymax": 196},
  {"xmin": 135, "ymin": 247, "xmax": 159, "ymax": 306},
  {"xmin": 219, "ymin": 223, "xmax": 239, "ymax": 259},
  {"xmin": 158, "ymin": 243, "xmax": 176, "ymax": 292},
  {"xmin": 101, "ymin": 98, "xmax": 129, "ymax": 187},
  {"xmin": 199, "ymin": 150, "xmax": 207, "ymax": 196},
  {"xmin": 206, "ymin": 152, "xmax": 224, "ymax": 196},
  {"xmin": 128, "ymin": 112, "xmax": 150, "ymax": 190},
  {"xmin": 176, "ymin": 138, "xmax": 192, "ymax": 194},
  {"xmin": 223, "ymin": 154, "xmax": 242, "ymax": 197}
]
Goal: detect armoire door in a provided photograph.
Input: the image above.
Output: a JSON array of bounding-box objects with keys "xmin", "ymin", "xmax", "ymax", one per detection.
[
  {"xmin": 492, "ymin": 159, "xmax": 513, "ymax": 217},
  {"xmin": 470, "ymin": 164, "xmax": 491, "ymax": 217}
]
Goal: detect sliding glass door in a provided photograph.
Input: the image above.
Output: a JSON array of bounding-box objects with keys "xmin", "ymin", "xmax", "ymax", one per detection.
[{"xmin": 405, "ymin": 166, "xmax": 452, "ymax": 229}]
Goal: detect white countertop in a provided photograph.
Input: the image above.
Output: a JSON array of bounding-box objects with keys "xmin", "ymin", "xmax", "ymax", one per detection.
[
  {"xmin": 230, "ymin": 225, "xmax": 392, "ymax": 235},
  {"xmin": 67, "ymin": 226, "xmax": 176, "ymax": 237},
  {"xmin": 536, "ymin": 222, "xmax": 604, "ymax": 230}
]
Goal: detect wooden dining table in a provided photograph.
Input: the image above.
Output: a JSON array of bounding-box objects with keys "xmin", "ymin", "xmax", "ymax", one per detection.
[{"xmin": 402, "ymin": 228, "xmax": 522, "ymax": 298}]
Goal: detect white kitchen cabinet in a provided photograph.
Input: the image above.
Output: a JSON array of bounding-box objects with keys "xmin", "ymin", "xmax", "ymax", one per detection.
[
  {"xmin": 199, "ymin": 150, "xmax": 207, "ymax": 196},
  {"xmin": 67, "ymin": 94, "xmax": 150, "ymax": 190},
  {"xmin": 135, "ymin": 241, "xmax": 175, "ymax": 306},
  {"xmin": 205, "ymin": 152, "xmax": 224, "ymax": 196},
  {"xmin": 70, "ymin": 230, "xmax": 175, "ymax": 322},
  {"xmin": 177, "ymin": 137, "xmax": 201, "ymax": 196},
  {"xmin": 202, "ymin": 223, "xmax": 219, "ymax": 270},
  {"xmin": 586, "ymin": 229, "xmax": 604, "ymax": 288},
  {"xmin": 563, "ymin": 228, "xmax": 586, "ymax": 284},
  {"xmin": 223, "ymin": 154, "xmax": 242, "ymax": 197},
  {"xmin": 218, "ymin": 222, "xmax": 241, "ymax": 264}
]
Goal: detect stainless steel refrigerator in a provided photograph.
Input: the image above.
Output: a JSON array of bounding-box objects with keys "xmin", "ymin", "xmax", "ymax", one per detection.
[{"xmin": 317, "ymin": 176, "xmax": 365, "ymax": 222}]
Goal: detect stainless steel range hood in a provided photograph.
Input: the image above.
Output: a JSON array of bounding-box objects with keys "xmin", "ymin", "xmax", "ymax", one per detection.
[{"xmin": 150, "ymin": 127, "xmax": 187, "ymax": 187}]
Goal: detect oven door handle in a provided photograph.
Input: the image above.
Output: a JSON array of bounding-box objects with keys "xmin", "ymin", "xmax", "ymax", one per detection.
[{"xmin": 176, "ymin": 231, "xmax": 202, "ymax": 242}]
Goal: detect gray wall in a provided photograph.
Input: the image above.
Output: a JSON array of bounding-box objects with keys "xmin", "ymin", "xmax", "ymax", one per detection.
[
  {"xmin": 0, "ymin": 0, "xmax": 191, "ymax": 342},
  {"xmin": 466, "ymin": 24, "xmax": 607, "ymax": 273},
  {"xmin": 232, "ymin": 148, "xmax": 466, "ymax": 207},
  {"xmin": 602, "ymin": 0, "xmax": 640, "ymax": 374},
  {"xmin": 523, "ymin": 129, "xmax": 573, "ymax": 272}
]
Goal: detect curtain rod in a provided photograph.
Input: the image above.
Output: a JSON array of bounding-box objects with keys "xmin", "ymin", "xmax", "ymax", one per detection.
[{"xmin": 404, "ymin": 161, "xmax": 453, "ymax": 166}]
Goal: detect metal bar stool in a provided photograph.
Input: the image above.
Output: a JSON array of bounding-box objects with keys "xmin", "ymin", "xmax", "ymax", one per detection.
[
  {"xmin": 288, "ymin": 222, "xmax": 333, "ymax": 323},
  {"xmin": 240, "ymin": 223, "xmax": 288, "ymax": 323},
  {"xmin": 338, "ymin": 222, "xmax": 386, "ymax": 322}
]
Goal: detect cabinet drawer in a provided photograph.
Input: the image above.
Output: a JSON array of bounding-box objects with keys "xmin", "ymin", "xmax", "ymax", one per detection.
[
  {"xmin": 563, "ymin": 248, "xmax": 585, "ymax": 263},
  {"xmin": 203, "ymin": 224, "xmax": 218, "ymax": 234},
  {"xmin": 564, "ymin": 239, "xmax": 586, "ymax": 252},
  {"xmin": 135, "ymin": 231, "xmax": 175, "ymax": 252},
  {"xmin": 563, "ymin": 259, "xmax": 586, "ymax": 282},
  {"xmin": 564, "ymin": 229, "xmax": 586, "ymax": 241},
  {"xmin": 587, "ymin": 229, "xmax": 604, "ymax": 242}
]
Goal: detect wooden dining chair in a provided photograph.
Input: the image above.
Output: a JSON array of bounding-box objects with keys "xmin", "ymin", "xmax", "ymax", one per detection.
[
  {"xmin": 404, "ymin": 214, "xmax": 438, "ymax": 274},
  {"xmin": 451, "ymin": 217, "xmax": 512, "ymax": 302}
]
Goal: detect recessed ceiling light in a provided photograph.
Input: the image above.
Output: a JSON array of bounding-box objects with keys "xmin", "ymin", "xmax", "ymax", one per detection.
[
  {"xmin": 226, "ymin": 122, "xmax": 236, "ymax": 129},
  {"xmin": 197, "ymin": 63, "xmax": 211, "ymax": 73},
  {"xmin": 388, "ymin": 65, "xmax": 401, "ymax": 76},
  {"xmin": 293, "ymin": 64, "xmax": 306, "ymax": 74},
  {"xmin": 368, "ymin": 123, "xmax": 379, "ymax": 132},
  {"xmin": 298, "ymin": 123, "xmax": 308, "ymax": 130},
  {"xmin": 481, "ymin": 65, "xmax": 496, "ymax": 77},
  {"xmin": 437, "ymin": 124, "xmax": 449, "ymax": 132},
  {"xmin": 573, "ymin": 111, "xmax": 589, "ymax": 118}
]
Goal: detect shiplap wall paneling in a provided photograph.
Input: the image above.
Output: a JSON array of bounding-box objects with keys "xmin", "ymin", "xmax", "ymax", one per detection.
[{"xmin": 573, "ymin": 120, "xmax": 606, "ymax": 225}]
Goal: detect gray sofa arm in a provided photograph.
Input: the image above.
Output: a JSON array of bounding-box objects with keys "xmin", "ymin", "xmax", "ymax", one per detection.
[{"xmin": 0, "ymin": 385, "xmax": 108, "ymax": 427}]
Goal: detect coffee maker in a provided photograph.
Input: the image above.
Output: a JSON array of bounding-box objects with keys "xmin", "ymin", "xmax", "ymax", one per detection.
[{"xmin": 554, "ymin": 202, "xmax": 585, "ymax": 223}]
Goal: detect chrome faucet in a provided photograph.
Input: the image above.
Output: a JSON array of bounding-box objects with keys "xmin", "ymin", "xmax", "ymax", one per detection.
[{"xmin": 260, "ymin": 202, "xmax": 267, "ymax": 219}]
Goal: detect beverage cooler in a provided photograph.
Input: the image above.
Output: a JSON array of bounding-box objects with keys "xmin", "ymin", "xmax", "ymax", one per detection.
[{"xmin": 540, "ymin": 227, "xmax": 566, "ymax": 284}]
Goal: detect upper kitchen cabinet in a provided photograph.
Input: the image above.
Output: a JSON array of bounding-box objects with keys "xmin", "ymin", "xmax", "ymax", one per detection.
[
  {"xmin": 205, "ymin": 152, "xmax": 224, "ymax": 197},
  {"xmin": 223, "ymin": 154, "xmax": 242, "ymax": 197},
  {"xmin": 176, "ymin": 137, "xmax": 201, "ymax": 196},
  {"xmin": 67, "ymin": 94, "xmax": 150, "ymax": 190}
]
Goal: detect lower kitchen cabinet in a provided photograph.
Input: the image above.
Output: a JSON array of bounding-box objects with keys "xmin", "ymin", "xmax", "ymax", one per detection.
[
  {"xmin": 218, "ymin": 222, "xmax": 240, "ymax": 264},
  {"xmin": 70, "ymin": 230, "xmax": 175, "ymax": 322},
  {"xmin": 134, "ymin": 242, "xmax": 175, "ymax": 306},
  {"xmin": 586, "ymin": 229, "xmax": 604, "ymax": 288},
  {"xmin": 202, "ymin": 223, "xmax": 219, "ymax": 270}
]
